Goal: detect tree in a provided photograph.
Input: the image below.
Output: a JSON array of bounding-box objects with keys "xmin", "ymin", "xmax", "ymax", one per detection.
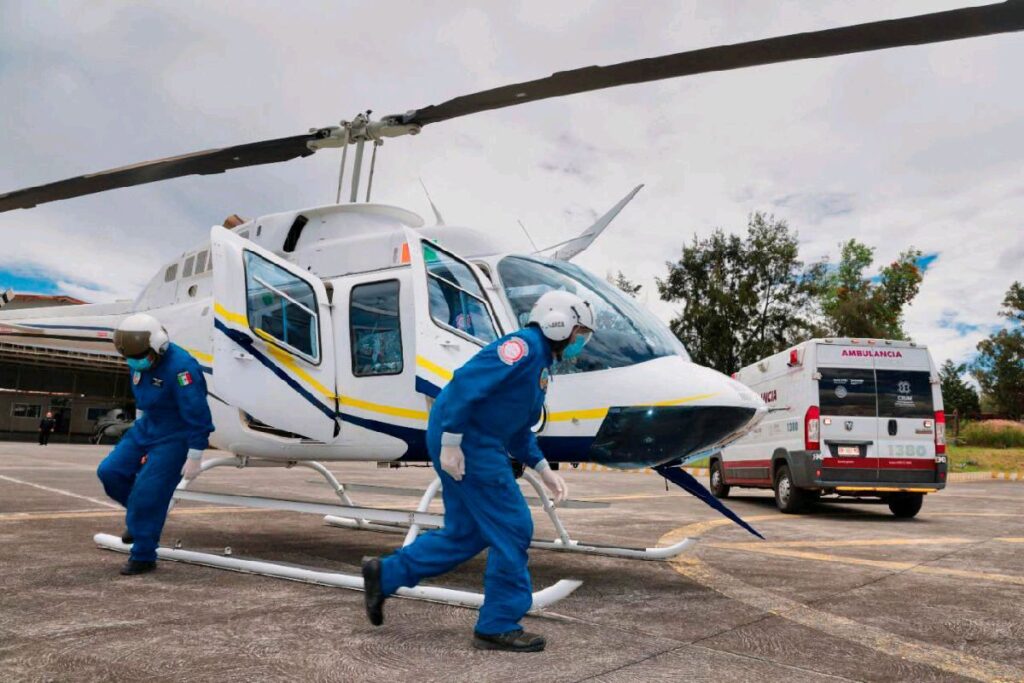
[
  {"xmin": 819, "ymin": 239, "xmax": 924, "ymax": 339},
  {"xmin": 973, "ymin": 282, "xmax": 1024, "ymax": 419},
  {"xmin": 657, "ymin": 212, "xmax": 826, "ymax": 374},
  {"xmin": 938, "ymin": 360, "xmax": 980, "ymax": 419},
  {"xmin": 610, "ymin": 271, "xmax": 642, "ymax": 298}
]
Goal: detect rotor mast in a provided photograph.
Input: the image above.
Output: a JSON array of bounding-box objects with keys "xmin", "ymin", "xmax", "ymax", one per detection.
[{"xmin": 308, "ymin": 112, "xmax": 421, "ymax": 204}]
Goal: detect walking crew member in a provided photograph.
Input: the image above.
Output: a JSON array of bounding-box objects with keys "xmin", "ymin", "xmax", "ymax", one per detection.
[
  {"xmin": 38, "ymin": 411, "xmax": 55, "ymax": 446},
  {"xmin": 362, "ymin": 290, "xmax": 595, "ymax": 652},
  {"xmin": 97, "ymin": 314, "xmax": 215, "ymax": 575}
]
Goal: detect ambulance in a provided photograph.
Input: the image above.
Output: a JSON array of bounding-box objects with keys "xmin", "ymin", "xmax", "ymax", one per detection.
[{"xmin": 711, "ymin": 338, "xmax": 946, "ymax": 517}]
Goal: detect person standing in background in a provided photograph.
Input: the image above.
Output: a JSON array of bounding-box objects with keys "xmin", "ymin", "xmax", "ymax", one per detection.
[{"xmin": 38, "ymin": 411, "xmax": 55, "ymax": 446}]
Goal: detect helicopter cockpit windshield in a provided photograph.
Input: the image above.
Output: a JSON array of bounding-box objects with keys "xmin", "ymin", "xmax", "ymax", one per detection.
[{"xmin": 497, "ymin": 255, "xmax": 690, "ymax": 374}]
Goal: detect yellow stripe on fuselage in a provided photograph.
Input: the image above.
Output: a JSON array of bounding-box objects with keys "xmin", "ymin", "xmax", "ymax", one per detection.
[
  {"xmin": 339, "ymin": 395, "xmax": 428, "ymax": 421},
  {"xmin": 416, "ymin": 355, "xmax": 454, "ymax": 381},
  {"xmin": 185, "ymin": 347, "xmax": 213, "ymax": 364},
  {"xmin": 213, "ymin": 301, "xmax": 247, "ymax": 326},
  {"xmin": 547, "ymin": 392, "xmax": 720, "ymax": 422}
]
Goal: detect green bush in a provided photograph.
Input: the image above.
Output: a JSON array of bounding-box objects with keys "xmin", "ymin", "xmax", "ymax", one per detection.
[{"xmin": 959, "ymin": 421, "xmax": 1024, "ymax": 448}]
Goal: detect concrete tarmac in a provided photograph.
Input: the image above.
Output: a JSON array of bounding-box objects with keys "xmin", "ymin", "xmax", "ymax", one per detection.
[{"xmin": 1, "ymin": 443, "xmax": 1022, "ymax": 682}]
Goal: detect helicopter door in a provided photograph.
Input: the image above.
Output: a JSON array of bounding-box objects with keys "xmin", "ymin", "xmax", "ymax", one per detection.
[
  {"xmin": 404, "ymin": 228, "xmax": 504, "ymax": 397},
  {"xmin": 210, "ymin": 226, "xmax": 338, "ymax": 442}
]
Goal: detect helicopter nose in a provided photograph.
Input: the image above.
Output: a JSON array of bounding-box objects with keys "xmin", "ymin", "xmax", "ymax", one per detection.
[{"xmin": 585, "ymin": 366, "xmax": 766, "ymax": 469}]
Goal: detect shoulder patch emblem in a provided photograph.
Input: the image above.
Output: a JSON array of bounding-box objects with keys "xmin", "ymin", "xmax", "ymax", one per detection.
[
  {"xmin": 539, "ymin": 368, "xmax": 550, "ymax": 391},
  {"xmin": 498, "ymin": 337, "xmax": 529, "ymax": 366},
  {"xmin": 132, "ymin": 371, "xmax": 141, "ymax": 386},
  {"xmin": 177, "ymin": 371, "xmax": 194, "ymax": 387}
]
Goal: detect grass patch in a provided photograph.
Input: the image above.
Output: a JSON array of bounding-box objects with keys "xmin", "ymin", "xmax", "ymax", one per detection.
[
  {"xmin": 684, "ymin": 455, "xmax": 710, "ymax": 469},
  {"xmin": 948, "ymin": 445, "xmax": 1024, "ymax": 473},
  {"xmin": 958, "ymin": 420, "xmax": 1024, "ymax": 449}
]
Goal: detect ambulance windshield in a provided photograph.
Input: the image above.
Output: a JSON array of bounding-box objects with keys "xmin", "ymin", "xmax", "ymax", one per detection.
[{"xmin": 497, "ymin": 255, "xmax": 689, "ymax": 374}]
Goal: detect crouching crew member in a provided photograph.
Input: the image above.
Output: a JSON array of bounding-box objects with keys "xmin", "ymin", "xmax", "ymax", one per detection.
[
  {"xmin": 97, "ymin": 314, "xmax": 215, "ymax": 575},
  {"xmin": 362, "ymin": 290, "xmax": 595, "ymax": 652}
]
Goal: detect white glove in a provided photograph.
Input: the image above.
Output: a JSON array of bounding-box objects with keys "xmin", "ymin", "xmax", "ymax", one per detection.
[
  {"xmin": 534, "ymin": 460, "xmax": 568, "ymax": 505},
  {"xmin": 440, "ymin": 444, "xmax": 465, "ymax": 481},
  {"xmin": 181, "ymin": 449, "xmax": 204, "ymax": 480}
]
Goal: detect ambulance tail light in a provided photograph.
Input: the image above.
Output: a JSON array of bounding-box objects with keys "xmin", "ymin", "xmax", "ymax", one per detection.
[
  {"xmin": 805, "ymin": 405, "xmax": 820, "ymax": 452},
  {"xmin": 935, "ymin": 410, "xmax": 946, "ymax": 455}
]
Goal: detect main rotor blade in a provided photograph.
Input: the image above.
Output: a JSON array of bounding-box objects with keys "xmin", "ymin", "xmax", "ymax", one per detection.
[
  {"xmin": 400, "ymin": 1, "xmax": 1024, "ymax": 126},
  {"xmin": 0, "ymin": 129, "xmax": 335, "ymax": 213}
]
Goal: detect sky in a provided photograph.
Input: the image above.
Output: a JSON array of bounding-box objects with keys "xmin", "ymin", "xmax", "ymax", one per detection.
[{"xmin": 1, "ymin": 0, "xmax": 1021, "ymax": 369}]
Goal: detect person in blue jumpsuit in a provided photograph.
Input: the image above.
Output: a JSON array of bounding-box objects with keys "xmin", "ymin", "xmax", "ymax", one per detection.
[
  {"xmin": 362, "ymin": 290, "xmax": 595, "ymax": 652},
  {"xmin": 97, "ymin": 313, "xmax": 215, "ymax": 575}
]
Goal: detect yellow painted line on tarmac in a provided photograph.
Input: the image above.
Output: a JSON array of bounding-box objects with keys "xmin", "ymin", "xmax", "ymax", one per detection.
[
  {"xmin": 659, "ymin": 519, "xmax": 1024, "ymax": 682},
  {"xmin": 727, "ymin": 545, "xmax": 1024, "ymax": 587},
  {"xmin": 995, "ymin": 537, "xmax": 1024, "ymax": 543},
  {"xmin": 575, "ymin": 493, "xmax": 677, "ymax": 503},
  {"xmin": 708, "ymin": 537, "xmax": 974, "ymax": 550},
  {"xmin": 0, "ymin": 506, "xmax": 273, "ymax": 523},
  {"xmin": 924, "ymin": 512, "xmax": 1017, "ymax": 517}
]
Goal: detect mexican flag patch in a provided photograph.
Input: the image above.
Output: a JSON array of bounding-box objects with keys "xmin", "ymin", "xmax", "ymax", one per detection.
[{"xmin": 177, "ymin": 371, "xmax": 194, "ymax": 387}]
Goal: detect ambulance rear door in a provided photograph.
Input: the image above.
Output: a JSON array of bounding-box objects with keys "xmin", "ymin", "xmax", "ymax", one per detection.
[
  {"xmin": 874, "ymin": 347, "xmax": 937, "ymax": 481},
  {"xmin": 815, "ymin": 343, "xmax": 879, "ymax": 480}
]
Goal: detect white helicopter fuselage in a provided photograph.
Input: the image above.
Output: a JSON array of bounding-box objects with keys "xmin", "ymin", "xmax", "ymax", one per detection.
[{"xmin": 0, "ymin": 203, "xmax": 765, "ymax": 468}]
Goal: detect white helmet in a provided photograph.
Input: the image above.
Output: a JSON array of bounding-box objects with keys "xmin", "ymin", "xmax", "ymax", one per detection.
[
  {"xmin": 114, "ymin": 313, "xmax": 170, "ymax": 358},
  {"xmin": 528, "ymin": 290, "xmax": 595, "ymax": 342}
]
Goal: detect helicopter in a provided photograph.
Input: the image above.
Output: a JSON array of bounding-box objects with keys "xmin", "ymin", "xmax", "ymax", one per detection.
[{"xmin": 0, "ymin": 2, "xmax": 1020, "ymax": 611}]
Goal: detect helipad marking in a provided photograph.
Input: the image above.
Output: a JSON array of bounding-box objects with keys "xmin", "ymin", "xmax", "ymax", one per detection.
[
  {"xmin": 722, "ymin": 546, "xmax": 1024, "ymax": 587},
  {"xmin": 711, "ymin": 536, "xmax": 1024, "ymax": 550},
  {"xmin": 0, "ymin": 506, "xmax": 269, "ymax": 522},
  {"xmin": 0, "ymin": 474, "xmax": 119, "ymax": 509},
  {"xmin": 709, "ymin": 537, "xmax": 973, "ymax": 550},
  {"xmin": 659, "ymin": 519, "xmax": 1024, "ymax": 682}
]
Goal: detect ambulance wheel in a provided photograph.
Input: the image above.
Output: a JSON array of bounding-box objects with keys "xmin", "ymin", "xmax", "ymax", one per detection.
[
  {"xmin": 774, "ymin": 465, "xmax": 807, "ymax": 514},
  {"xmin": 710, "ymin": 461, "xmax": 730, "ymax": 499},
  {"xmin": 887, "ymin": 493, "xmax": 923, "ymax": 518}
]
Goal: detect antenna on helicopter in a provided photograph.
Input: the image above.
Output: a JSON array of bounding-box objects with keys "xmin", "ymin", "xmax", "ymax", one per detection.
[
  {"xmin": 517, "ymin": 219, "xmax": 540, "ymax": 252},
  {"xmin": 419, "ymin": 179, "xmax": 446, "ymax": 225}
]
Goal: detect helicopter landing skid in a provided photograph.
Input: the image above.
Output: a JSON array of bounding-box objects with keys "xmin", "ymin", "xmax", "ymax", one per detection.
[
  {"xmin": 324, "ymin": 471, "xmax": 696, "ymax": 562},
  {"xmin": 93, "ymin": 533, "xmax": 581, "ymax": 613}
]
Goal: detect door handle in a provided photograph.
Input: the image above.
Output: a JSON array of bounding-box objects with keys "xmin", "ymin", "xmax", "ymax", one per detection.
[
  {"xmin": 232, "ymin": 350, "xmax": 254, "ymax": 361},
  {"xmin": 440, "ymin": 340, "xmax": 461, "ymax": 351},
  {"xmin": 888, "ymin": 419, "xmax": 897, "ymax": 436}
]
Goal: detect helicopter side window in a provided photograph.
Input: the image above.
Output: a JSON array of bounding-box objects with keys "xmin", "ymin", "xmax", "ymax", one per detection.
[
  {"xmin": 195, "ymin": 250, "xmax": 209, "ymax": 274},
  {"xmin": 243, "ymin": 250, "xmax": 320, "ymax": 364},
  {"xmin": 423, "ymin": 243, "xmax": 498, "ymax": 345},
  {"xmin": 183, "ymin": 255, "xmax": 196, "ymax": 278},
  {"xmin": 350, "ymin": 280, "xmax": 403, "ymax": 377},
  {"xmin": 497, "ymin": 256, "xmax": 689, "ymax": 374},
  {"xmin": 164, "ymin": 264, "xmax": 178, "ymax": 282}
]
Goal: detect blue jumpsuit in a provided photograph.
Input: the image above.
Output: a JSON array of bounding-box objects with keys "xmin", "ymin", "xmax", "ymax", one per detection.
[
  {"xmin": 97, "ymin": 343, "xmax": 215, "ymax": 563},
  {"xmin": 381, "ymin": 325, "xmax": 553, "ymax": 635}
]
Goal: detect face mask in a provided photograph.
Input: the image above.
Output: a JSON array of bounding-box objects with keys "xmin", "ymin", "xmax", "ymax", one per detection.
[
  {"xmin": 561, "ymin": 330, "xmax": 591, "ymax": 360},
  {"xmin": 126, "ymin": 356, "xmax": 153, "ymax": 372}
]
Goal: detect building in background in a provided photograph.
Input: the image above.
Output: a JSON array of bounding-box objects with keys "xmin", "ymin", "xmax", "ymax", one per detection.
[{"xmin": 0, "ymin": 294, "xmax": 133, "ymax": 442}]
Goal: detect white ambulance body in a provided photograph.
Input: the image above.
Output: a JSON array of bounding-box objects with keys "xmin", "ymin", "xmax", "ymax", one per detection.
[{"xmin": 712, "ymin": 338, "xmax": 947, "ymax": 517}]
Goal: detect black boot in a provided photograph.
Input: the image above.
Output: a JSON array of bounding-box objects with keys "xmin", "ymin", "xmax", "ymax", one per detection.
[
  {"xmin": 473, "ymin": 629, "xmax": 546, "ymax": 652},
  {"xmin": 362, "ymin": 557, "xmax": 386, "ymax": 626},
  {"xmin": 121, "ymin": 529, "xmax": 133, "ymax": 545},
  {"xmin": 120, "ymin": 559, "xmax": 156, "ymax": 575}
]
